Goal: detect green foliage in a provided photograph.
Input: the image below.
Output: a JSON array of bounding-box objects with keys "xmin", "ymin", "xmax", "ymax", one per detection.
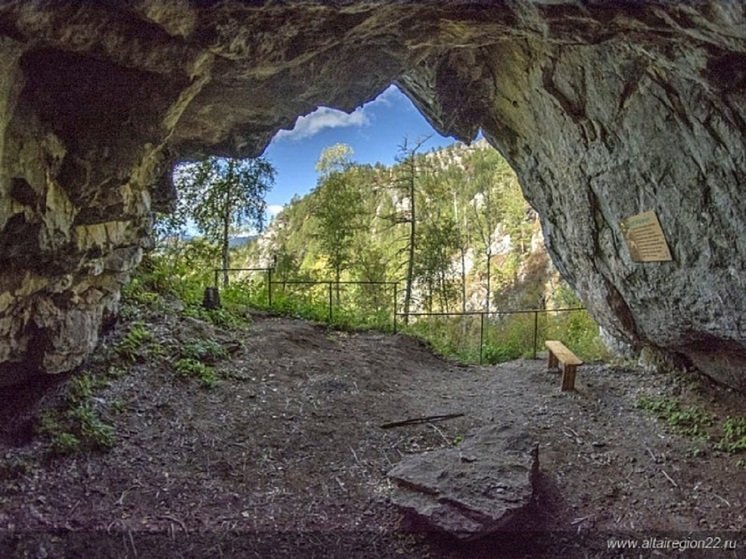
[
  {"xmin": 638, "ymin": 397, "xmax": 745, "ymax": 459},
  {"xmin": 38, "ymin": 372, "xmax": 117, "ymax": 456},
  {"xmin": 715, "ymin": 416, "xmax": 746, "ymax": 454},
  {"xmin": 542, "ymin": 309, "xmax": 608, "ymax": 362},
  {"xmin": 637, "ymin": 396, "xmax": 714, "ymax": 439},
  {"xmin": 399, "ymin": 309, "xmax": 604, "ymax": 366},
  {"xmin": 415, "ymin": 215, "xmax": 460, "ymax": 312},
  {"xmin": 139, "ymin": 140, "xmax": 607, "ymax": 370},
  {"xmin": 121, "ymin": 249, "xmax": 212, "ymax": 308},
  {"xmin": 316, "ymin": 143, "xmax": 354, "ymax": 175},
  {"xmin": 174, "ymin": 358, "xmax": 217, "ymax": 388},
  {"xmin": 49, "ymin": 430, "xmax": 81, "ymax": 455},
  {"xmin": 267, "ymin": 290, "xmax": 335, "ymax": 323},
  {"xmin": 553, "ymin": 282, "xmax": 583, "ymax": 307},
  {"xmin": 401, "ymin": 316, "xmax": 481, "ymax": 364},
  {"xmin": 313, "ymin": 146, "xmax": 365, "ymax": 293},
  {"xmin": 168, "ymin": 157, "xmax": 275, "ymax": 241},
  {"xmin": 67, "ymin": 374, "xmax": 96, "ymax": 403},
  {"xmin": 166, "ymin": 156, "xmax": 275, "ymax": 279},
  {"xmin": 482, "ymin": 342, "xmax": 523, "ymax": 364},
  {"xmin": 183, "ymin": 304, "xmax": 246, "ymax": 329},
  {"xmin": 181, "ymin": 339, "xmax": 228, "ymax": 363},
  {"xmin": 240, "ymin": 140, "xmax": 578, "ymax": 317},
  {"xmin": 116, "ymin": 321, "xmax": 152, "ymax": 363},
  {"xmin": 68, "ymin": 405, "xmax": 116, "ymax": 449},
  {"xmin": 173, "ymin": 335, "xmax": 230, "ymax": 389}
]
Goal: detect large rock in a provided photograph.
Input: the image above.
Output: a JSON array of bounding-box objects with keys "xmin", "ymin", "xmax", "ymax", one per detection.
[
  {"xmin": 388, "ymin": 424, "xmax": 539, "ymax": 540},
  {"xmin": 0, "ymin": 2, "xmax": 745, "ymax": 389}
]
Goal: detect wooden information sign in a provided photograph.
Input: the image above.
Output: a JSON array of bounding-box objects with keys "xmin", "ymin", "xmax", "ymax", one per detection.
[{"xmin": 620, "ymin": 210, "xmax": 672, "ymax": 262}]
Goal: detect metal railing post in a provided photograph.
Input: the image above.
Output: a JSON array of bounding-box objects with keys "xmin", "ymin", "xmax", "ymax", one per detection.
[
  {"xmin": 479, "ymin": 312, "xmax": 485, "ymax": 365},
  {"xmin": 267, "ymin": 268, "xmax": 273, "ymax": 307},
  {"xmin": 393, "ymin": 284, "xmax": 398, "ymax": 333},
  {"xmin": 328, "ymin": 282, "xmax": 333, "ymax": 322},
  {"xmin": 533, "ymin": 310, "xmax": 539, "ymax": 359}
]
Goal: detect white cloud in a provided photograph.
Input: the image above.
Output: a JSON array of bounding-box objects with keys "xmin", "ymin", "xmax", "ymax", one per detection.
[
  {"xmin": 274, "ymin": 106, "xmax": 370, "ymax": 141},
  {"xmin": 365, "ymin": 84, "xmax": 401, "ymax": 108},
  {"xmin": 266, "ymin": 204, "xmax": 284, "ymax": 218}
]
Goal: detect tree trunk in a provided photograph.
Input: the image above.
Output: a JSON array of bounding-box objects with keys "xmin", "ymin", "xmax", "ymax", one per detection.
[
  {"xmin": 485, "ymin": 249, "xmax": 492, "ymax": 316},
  {"xmin": 335, "ymin": 264, "xmax": 341, "ymax": 306},
  {"xmin": 439, "ymin": 269, "xmax": 449, "ymax": 313},
  {"xmin": 460, "ymin": 247, "xmax": 467, "ymax": 313},
  {"xmin": 222, "ymin": 211, "xmax": 230, "ymax": 287},
  {"xmin": 403, "ymin": 157, "xmax": 416, "ymax": 324}
]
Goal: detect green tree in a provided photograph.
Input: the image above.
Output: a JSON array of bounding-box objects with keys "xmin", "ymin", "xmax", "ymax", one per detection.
[
  {"xmin": 175, "ymin": 156, "xmax": 275, "ymax": 285},
  {"xmin": 415, "ymin": 215, "xmax": 459, "ymax": 312},
  {"xmin": 468, "ymin": 150, "xmax": 508, "ymax": 315},
  {"xmin": 414, "ymin": 161, "xmax": 460, "ymax": 313},
  {"xmin": 313, "ymin": 144, "xmax": 363, "ymax": 302},
  {"xmin": 439, "ymin": 165, "xmax": 474, "ymax": 312},
  {"xmin": 352, "ymin": 239, "xmax": 390, "ymax": 314}
]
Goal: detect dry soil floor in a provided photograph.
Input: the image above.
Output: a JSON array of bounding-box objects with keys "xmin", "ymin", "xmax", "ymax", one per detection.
[{"xmin": 1, "ymin": 313, "xmax": 744, "ymax": 558}]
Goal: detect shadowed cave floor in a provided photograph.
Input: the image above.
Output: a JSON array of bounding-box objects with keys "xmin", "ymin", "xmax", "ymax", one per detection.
[{"xmin": 0, "ymin": 312, "xmax": 744, "ymax": 558}]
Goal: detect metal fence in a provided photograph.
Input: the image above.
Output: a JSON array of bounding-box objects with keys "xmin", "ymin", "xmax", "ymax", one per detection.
[
  {"xmin": 213, "ymin": 267, "xmax": 598, "ymax": 364},
  {"xmin": 399, "ymin": 308, "xmax": 586, "ymax": 364},
  {"xmin": 214, "ymin": 268, "xmax": 398, "ymax": 328}
]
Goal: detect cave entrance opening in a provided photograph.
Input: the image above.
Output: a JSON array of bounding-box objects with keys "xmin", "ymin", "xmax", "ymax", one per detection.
[{"xmin": 169, "ymin": 83, "xmax": 604, "ymax": 364}]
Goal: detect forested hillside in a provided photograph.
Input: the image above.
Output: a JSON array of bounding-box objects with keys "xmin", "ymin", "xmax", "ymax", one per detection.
[{"xmin": 242, "ymin": 139, "xmax": 571, "ymax": 315}]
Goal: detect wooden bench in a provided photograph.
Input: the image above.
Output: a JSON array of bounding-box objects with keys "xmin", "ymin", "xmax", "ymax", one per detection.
[{"xmin": 545, "ymin": 340, "xmax": 583, "ymax": 391}]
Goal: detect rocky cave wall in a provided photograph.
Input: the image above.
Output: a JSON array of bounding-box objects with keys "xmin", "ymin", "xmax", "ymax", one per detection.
[{"xmin": 0, "ymin": 1, "xmax": 744, "ymax": 390}]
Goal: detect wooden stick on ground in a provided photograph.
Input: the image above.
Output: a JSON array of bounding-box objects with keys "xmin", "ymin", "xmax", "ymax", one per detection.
[{"xmin": 380, "ymin": 413, "xmax": 464, "ymax": 429}]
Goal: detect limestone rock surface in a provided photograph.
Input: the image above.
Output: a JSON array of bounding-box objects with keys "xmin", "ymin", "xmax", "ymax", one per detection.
[
  {"xmin": 388, "ymin": 424, "xmax": 539, "ymax": 540},
  {"xmin": 0, "ymin": 1, "xmax": 745, "ymax": 389}
]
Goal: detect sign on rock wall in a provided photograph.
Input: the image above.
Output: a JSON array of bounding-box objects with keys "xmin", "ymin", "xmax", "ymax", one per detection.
[{"xmin": 620, "ymin": 210, "xmax": 672, "ymax": 262}]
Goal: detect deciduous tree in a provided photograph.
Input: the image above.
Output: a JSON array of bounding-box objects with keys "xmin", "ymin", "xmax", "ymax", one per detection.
[{"xmin": 174, "ymin": 156, "xmax": 275, "ymax": 285}]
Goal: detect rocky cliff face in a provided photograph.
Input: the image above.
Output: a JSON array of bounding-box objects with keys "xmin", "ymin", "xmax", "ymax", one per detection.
[{"xmin": 0, "ymin": 1, "xmax": 744, "ymax": 389}]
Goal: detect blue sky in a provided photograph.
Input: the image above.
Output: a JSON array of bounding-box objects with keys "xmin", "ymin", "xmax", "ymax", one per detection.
[{"xmin": 261, "ymin": 85, "xmax": 459, "ymax": 218}]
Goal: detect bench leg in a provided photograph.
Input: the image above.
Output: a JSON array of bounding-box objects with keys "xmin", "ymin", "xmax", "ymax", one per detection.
[
  {"xmin": 561, "ymin": 365, "xmax": 577, "ymax": 391},
  {"xmin": 547, "ymin": 351, "xmax": 559, "ymax": 370}
]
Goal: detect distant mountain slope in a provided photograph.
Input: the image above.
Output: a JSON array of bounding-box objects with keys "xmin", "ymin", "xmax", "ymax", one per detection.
[{"xmin": 229, "ymin": 235, "xmax": 257, "ymax": 249}]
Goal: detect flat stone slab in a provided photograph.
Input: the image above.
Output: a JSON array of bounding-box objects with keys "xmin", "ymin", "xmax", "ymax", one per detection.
[{"xmin": 388, "ymin": 423, "xmax": 539, "ymax": 541}]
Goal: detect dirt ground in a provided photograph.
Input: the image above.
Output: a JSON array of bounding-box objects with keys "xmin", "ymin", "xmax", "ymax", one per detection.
[{"xmin": 0, "ymin": 310, "xmax": 744, "ymax": 558}]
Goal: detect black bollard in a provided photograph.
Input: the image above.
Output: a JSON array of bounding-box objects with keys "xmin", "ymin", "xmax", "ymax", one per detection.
[{"xmin": 202, "ymin": 287, "xmax": 221, "ymax": 309}]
